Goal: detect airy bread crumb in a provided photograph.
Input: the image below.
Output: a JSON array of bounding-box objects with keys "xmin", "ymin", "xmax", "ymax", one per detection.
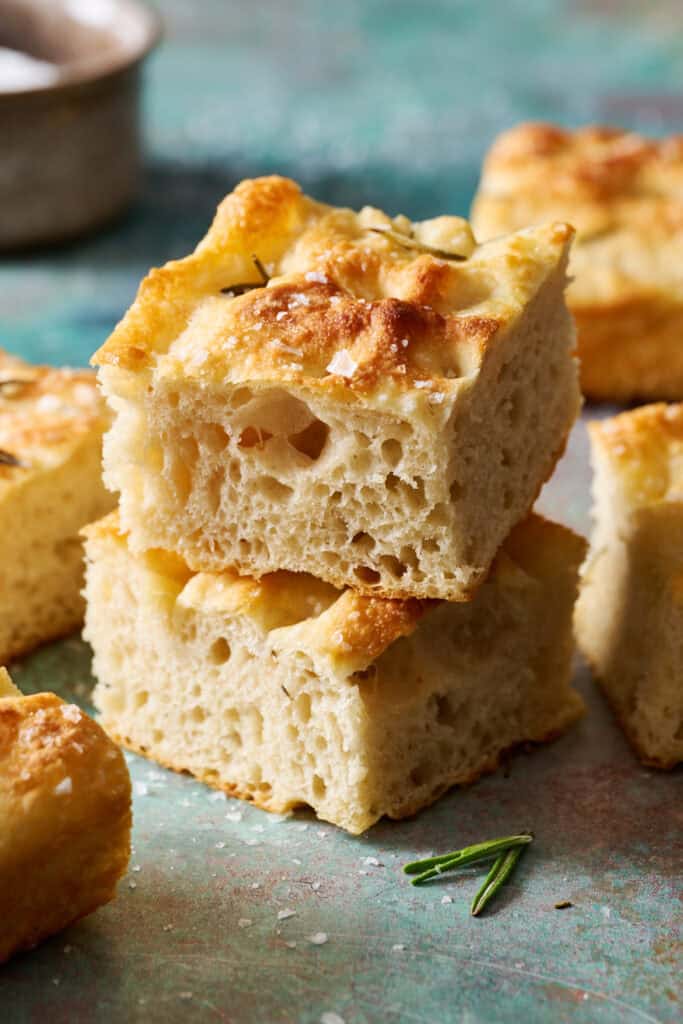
[
  {"xmin": 575, "ymin": 403, "xmax": 683, "ymax": 768},
  {"xmin": 93, "ymin": 176, "xmax": 579, "ymax": 600},
  {"xmin": 0, "ymin": 350, "xmax": 114, "ymax": 662},
  {"xmin": 84, "ymin": 512, "xmax": 585, "ymax": 834}
]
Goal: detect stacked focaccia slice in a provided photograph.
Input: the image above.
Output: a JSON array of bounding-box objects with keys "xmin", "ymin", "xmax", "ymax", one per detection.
[{"xmin": 85, "ymin": 176, "xmax": 585, "ymax": 832}]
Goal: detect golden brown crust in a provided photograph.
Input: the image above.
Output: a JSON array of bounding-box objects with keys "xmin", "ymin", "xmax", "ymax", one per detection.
[
  {"xmin": 589, "ymin": 402, "xmax": 683, "ymax": 506},
  {"xmin": 0, "ymin": 691, "xmax": 131, "ymax": 962},
  {"xmin": 0, "ymin": 349, "xmax": 108, "ymax": 498},
  {"xmin": 471, "ymin": 123, "xmax": 683, "ymax": 400},
  {"xmin": 93, "ymin": 175, "xmax": 573, "ymax": 404}
]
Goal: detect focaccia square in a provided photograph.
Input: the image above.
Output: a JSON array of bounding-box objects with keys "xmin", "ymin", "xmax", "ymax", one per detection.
[
  {"xmin": 0, "ymin": 350, "xmax": 114, "ymax": 662},
  {"xmin": 471, "ymin": 122, "xmax": 683, "ymax": 401},
  {"xmin": 0, "ymin": 675, "xmax": 131, "ymax": 962},
  {"xmin": 84, "ymin": 512, "xmax": 585, "ymax": 835},
  {"xmin": 93, "ymin": 176, "xmax": 579, "ymax": 601},
  {"xmin": 575, "ymin": 404, "xmax": 683, "ymax": 767}
]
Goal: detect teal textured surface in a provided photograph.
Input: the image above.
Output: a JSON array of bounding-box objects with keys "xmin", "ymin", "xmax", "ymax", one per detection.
[{"xmin": 1, "ymin": 2, "xmax": 681, "ymax": 1022}]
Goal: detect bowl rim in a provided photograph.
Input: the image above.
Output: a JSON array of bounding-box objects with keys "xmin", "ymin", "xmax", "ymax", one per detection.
[{"xmin": 0, "ymin": 0, "xmax": 162, "ymax": 103}]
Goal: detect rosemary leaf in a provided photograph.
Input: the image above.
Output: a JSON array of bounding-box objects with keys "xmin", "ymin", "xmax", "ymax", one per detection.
[
  {"xmin": 0, "ymin": 448, "xmax": 26, "ymax": 468},
  {"xmin": 404, "ymin": 832, "xmax": 532, "ymax": 882},
  {"xmin": 368, "ymin": 226, "xmax": 467, "ymax": 261},
  {"xmin": 554, "ymin": 900, "xmax": 573, "ymax": 910},
  {"xmin": 471, "ymin": 845, "xmax": 525, "ymax": 917},
  {"xmin": 221, "ymin": 254, "xmax": 270, "ymax": 295}
]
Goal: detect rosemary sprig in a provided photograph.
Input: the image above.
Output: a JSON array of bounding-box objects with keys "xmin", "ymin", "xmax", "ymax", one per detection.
[
  {"xmin": 367, "ymin": 226, "xmax": 467, "ymax": 261},
  {"xmin": 221, "ymin": 254, "xmax": 270, "ymax": 295},
  {"xmin": 471, "ymin": 844, "xmax": 525, "ymax": 917},
  {"xmin": 404, "ymin": 832, "xmax": 532, "ymax": 885},
  {"xmin": 0, "ymin": 448, "xmax": 26, "ymax": 468}
]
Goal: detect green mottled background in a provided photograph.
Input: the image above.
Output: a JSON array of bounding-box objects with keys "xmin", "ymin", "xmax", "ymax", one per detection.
[{"xmin": 1, "ymin": 2, "xmax": 682, "ymax": 1023}]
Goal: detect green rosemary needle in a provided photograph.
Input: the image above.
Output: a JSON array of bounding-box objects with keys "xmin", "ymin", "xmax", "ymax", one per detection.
[
  {"xmin": 404, "ymin": 832, "xmax": 532, "ymax": 885},
  {"xmin": 367, "ymin": 226, "xmax": 467, "ymax": 261},
  {"xmin": 221, "ymin": 254, "xmax": 270, "ymax": 294},
  {"xmin": 471, "ymin": 844, "xmax": 525, "ymax": 917}
]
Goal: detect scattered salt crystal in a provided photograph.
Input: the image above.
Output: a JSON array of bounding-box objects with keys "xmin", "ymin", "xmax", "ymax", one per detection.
[
  {"xmin": 292, "ymin": 858, "xmax": 302, "ymax": 865},
  {"xmin": 238, "ymin": 918, "xmax": 252, "ymax": 929},
  {"xmin": 54, "ymin": 777, "xmax": 72, "ymax": 796},
  {"xmin": 277, "ymin": 909, "xmax": 296, "ymax": 921},
  {"xmin": 276, "ymin": 311, "xmax": 288, "ymax": 321},
  {"xmin": 317, "ymin": 830, "xmax": 328, "ymax": 839},
  {"xmin": 414, "ymin": 380, "xmax": 430, "ymax": 389},
  {"xmin": 326, "ymin": 350, "xmax": 357, "ymax": 378},
  {"xmin": 363, "ymin": 857, "xmax": 381, "ymax": 867},
  {"xmin": 601, "ymin": 906, "xmax": 611, "ymax": 920},
  {"xmin": 225, "ymin": 810, "xmax": 243, "ymax": 822},
  {"xmin": 320, "ymin": 1014, "xmax": 345, "ymax": 1024},
  {"xmin": 441, "ymin": 895, "xmax": 453, "ymax": 905},
  {"xmin": 311, "ymin": 882, "xmax": 321, "ymax": 891},
  {"xmin": 297, "ymin": 824, "xmax": 309, "ymax": 832},
  {"xmin": 251, "ymin": 883, "xmax": 260, "ymax": 889},
  {"xmin": 178, "ymin": 992, "xmax": 193, "ymax": 1000},
  {"xmin": 128, "ymin": 881, "xmax": 137, "ymax": 890},
  {"xmin": 244, "ymin": 838, "xmax": 260, "ymax": 847},
  {"xmin": 359, "ymin": 870, "xmax": 368, "ymax": 876},
  {"xmin": 401, "ymin": 338, "xmax": 410, "ymax": 348},
  {"xmin": 392, "ymin": 944, "xmax": 405, "ymax": 952},
  {"xmin": 36, "ymin": 394, "xmax": 62, "ymax": 413},
  {"xmin": 134, "ymin": 782, "xmax": 149, "ymax": 797},
  {"xmin": 163, "ymin": 924, "xmax": 173, "ymax": 932},
  {"xmin": 215, "ymin": 842, "xmax": 226, "ymax": 850},
  {"xmin": 132, "ymin": 865, "xmax": 141, "ymax": 873},
  {"xmin": 61, "ymin": 704, "xmax": 81, "ymax": 723},
  {"xmin": 251, "ymin": 824, "xmax": 265, "ymax": 833},
  {"xmin": 305, "ymin": 270, "xmax": 328, "ymax": 284},
  {"xmin": 308, "ymin": 932, "xmax": 328, "ymax": 945},
  {"xmin": 285, "ymin": 940, "xmax": 297, "ymax": 949},
  {"xmin": 210, "ymin": 792, "xmax": 227, "ymax": 802}
]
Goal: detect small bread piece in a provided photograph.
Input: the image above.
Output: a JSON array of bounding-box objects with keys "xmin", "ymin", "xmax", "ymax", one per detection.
[
  {"xmin": 0, "ymin": 350, "xmax": 114, "ymax": 662},
  {"xmin": 0, "ymin": 681, "xmax": 131, "ymax": 962},
  {"xmin": 84, "ymin": 512, "xmax": 585, "ymax": 835},
  {"xmin": 576, "ymin": 404, "xmax": 683, "ymax": 768},
  {"xmin": 471, "ymin": 122, "xmax": 683, "ymax": 401},
  {"xmin": 93, "ymin": 175, "xmax": 579, "ymax": 601}
]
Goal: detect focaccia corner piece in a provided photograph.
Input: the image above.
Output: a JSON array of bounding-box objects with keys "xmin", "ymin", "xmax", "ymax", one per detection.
[
  {"xmin": 471, "ymin": 122, "xmax": 683, "ymax": 401},
  {"xmin": 576, "ymin": 404, "xmax": 683, "ymax": 769},
  {"xmin": 0, "ymin": 349, "xmax": 114, "ymax": 663},
  {"xmin": 93, "ymin": 176, "xmax": 579, "ymax": 601},
  {"xmin": 84, "ymin": 512, "xmax": 585, "ymax": 835},
  {"xmin": 0, "ymin": 672, "xmax": 131, "ymax": 963}
]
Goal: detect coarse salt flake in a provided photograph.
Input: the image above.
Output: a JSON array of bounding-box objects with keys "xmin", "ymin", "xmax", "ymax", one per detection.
[
  {"xmin": 54, "ymin": 777, "xmax": 72, "ymax": 796},
  {"xmin": 133, "ymin": 781, "xmax": 150, "ymax": 797},
  {"xmin": 305, "ymin": 270, "xmax": 329, "ymax": 284},
  {"xmin": 320, "ymin": 1014, "xmax": 345, "ymax": 1024},
  {"xmin": 61, "ymin": 704, "xmax": 82, "ymax": 723},
  {"xmin": 277, "ymin": 909, "xmax": 296, "ymax": 921},
  {"xmin": 326, "ymin": 350, "xmax": 357, "ymax": 378},
  {"xmin": 238, "ymin": 918, "xmax": 252, "ymax": 929},
  {"xmin": 308, "ymin": 932, "xmax": 328, "ymax": 945}
]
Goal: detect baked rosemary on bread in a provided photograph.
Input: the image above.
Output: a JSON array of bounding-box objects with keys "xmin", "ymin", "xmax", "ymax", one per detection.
[
  {"xmin": 0, "ymin": 350, "xmax": 114, "ymax": 662},
  {"xmin": 84, "ymin": 512, "xmax": 585, "ymax": 834},
  {"xmin": 93, "ymin": 175, "xmax": 579, "ymax": 601}
]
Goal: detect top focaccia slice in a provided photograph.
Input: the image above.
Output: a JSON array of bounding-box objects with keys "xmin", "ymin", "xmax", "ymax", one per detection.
[{"xmin": 93, "ymin": 175, "xmax": 579, "ymax": 600}]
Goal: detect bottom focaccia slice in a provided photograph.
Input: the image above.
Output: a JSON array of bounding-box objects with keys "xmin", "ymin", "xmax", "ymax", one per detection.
[{"xmin": 84, "ymin": 513, "xmax": 585, "ymax": 835}]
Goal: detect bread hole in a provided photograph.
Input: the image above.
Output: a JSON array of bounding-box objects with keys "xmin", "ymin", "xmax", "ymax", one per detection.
[
  {"xmin": 229, "ymin": 387, "xmax": 254, "ymax": 408},
  {"xmin": 435, "ymin": 694, "xmax": 459, "ymax": 727},
  {"xmin": 399, "ymin": 545, "xmax": 419, "ymax": 571},
  {"xmin": 354, "ymin": 565, "xmax": 381, "ymax": 585},
  {"xmin": 191, "ymin": 706, "xmax": 207, "ymax": 724},
  {"xmin": 386, "ymin": 473, "xmax": 400, "ymax": 493},
  {"xmin": 287, "ymin": 723, "xmax": 299, "ymax": 742},
  {"xmin": 502, "ymin": 486, "xmax": 513, "ymax": 510},
  {"xmin": 228, "ymin": 461, "xmax": 242, "ymax": 484},
  {"xmin": 380, "ymin": 555, "xmax": 407, "ymax": 579},
  {"xmin": 249, "ymin": 709, "xmax": 264, "ymax": 743},
  {"xmin": 409, "ymin": 759, "xmax": 436, "ymax": 787},
  {"xmin": 257, "ymin": 781, "xmax": 272, "ymax": 795},
  {"xmin": 228, "ymin": 729, "xmax": 243, "ymax": 749},
  {"xmin": 249, "ymin": 764, "xmax": 263, "ymax": 784},
  {"xmin": 352, "ymin": 664, "xmax": 378, "ymax": 683},
  {"xmin": 255, "ymin": 475, "xmax": 294, "ymax": 501},
  {"xmin": 288, "ymin": 417, "xmax": 329, "ymax": 461},
  {"xmin": 238, "ymin": 539, "xmax": 251, "ymax": 557},
  {"xmin": 351, "ymin": 531, "xmax": 375, "ymax": 554},
  {"xmin": 167, "ymin": 391, "xmax": 181, "ymax": 409},
  {"xmin": 206, "ymin": 469, "xmax": 223, "ymax": 515},
  {"xmin": 315, "ymin": 735, "xmax": 328, "ymax": 752},
  {"xmin": 239, "ymin": 425, "xmax": 273, "ymax": 449},
  {"xmin": 134, "ymin": 690, "xmax": 149, "ymax": 709},
  {"xmin": 404, "ymin": 477, "xmax": 426, "ymax": 509},
  {"xmin": 295, "ymin": 692, "xmax": 311, "ymax": 723},
  {"xmin": 168, "ymin": 440, "xmax": 197, "ymax": 503},
  {"xmin": 353, "ymin": 431, "xmax": 371, "ymax": 449},
  {"xmin": 423, "ymin": 538, "xmax": 440, "ymax": 554},
  {"xmin": 381, "ymin": 438, "xmax": 403, "ymax": 468},
  {"xmin": 152, "ymin": 729, "xmax": 164, "ymax": 745},
  {"xmin": 501, "ymin": 448, "xmax": 513, "ymax": 469},
  {"xmin": 329, "ymin": 491, "xmax": 342, "ymax": 506},
  {"xmin": 209, "ymin": 637, "xmax": 232, "ymax": 665},
  {"xmin": 201, "ymin": 423, "xmax": 231, "ymax": 452},
  {"xmin": 509, "ymin": 387, "xmax": 524, "ymax": 427},
  {"xmin": 312, "ymin": 774, "xmax": 327, "ymax": 799},
  {"xmin": 449, "ymin": 478, "xmax": 462, "ymax": 503}
]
